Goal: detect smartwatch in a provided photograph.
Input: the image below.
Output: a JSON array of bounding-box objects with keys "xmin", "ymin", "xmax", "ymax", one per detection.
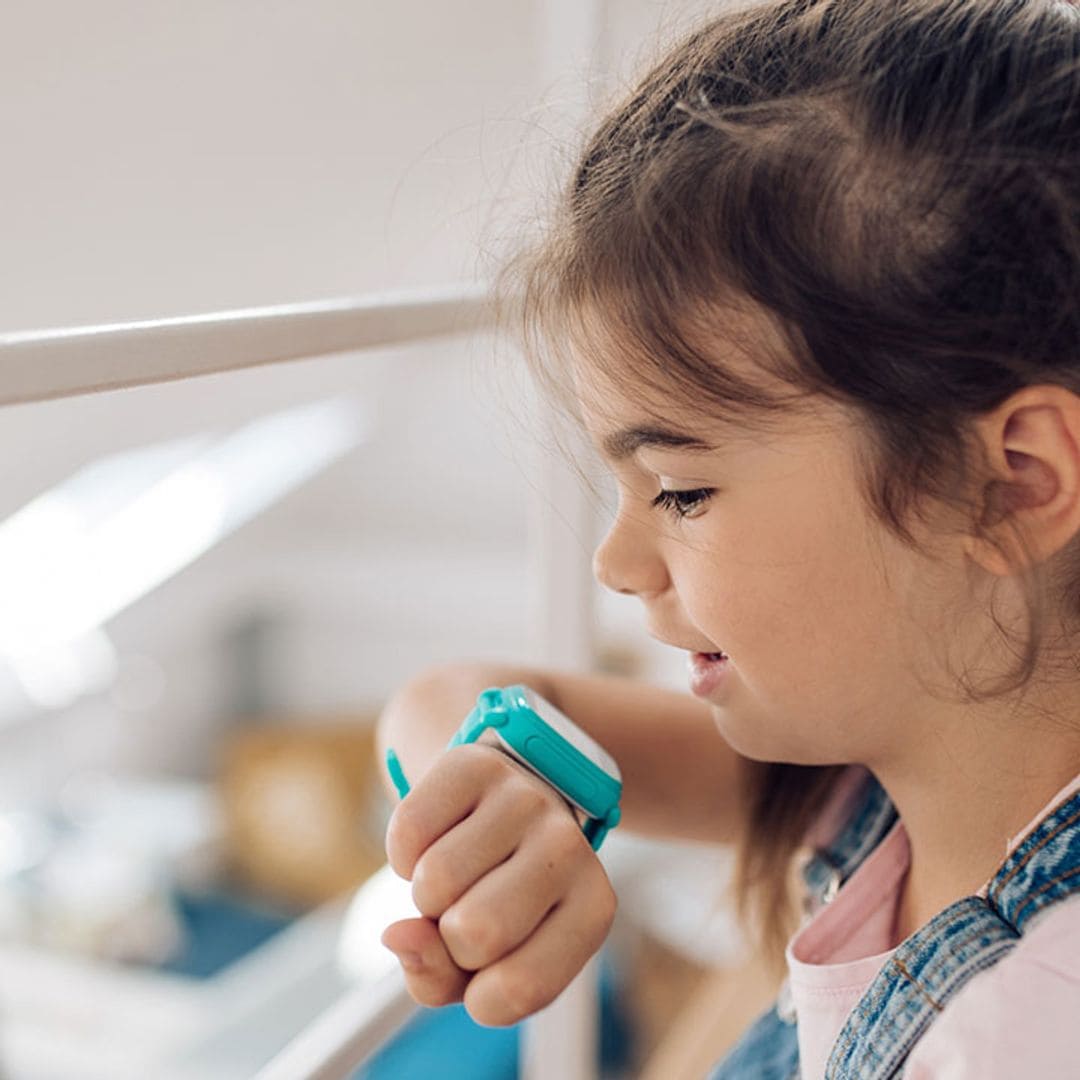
[{"xmin": 385, "ymin": 684, "xmax": 623, "ymax": 851}]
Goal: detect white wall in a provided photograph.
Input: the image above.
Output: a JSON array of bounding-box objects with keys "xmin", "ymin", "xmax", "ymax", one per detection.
[
  {"xmin": 0, "ymin": 1, "xmax": 726, "ymax": 797},
  {"xmin": 0, "ymin": 0, "xmax": 731, "ymax": 332},
  {"xmin": 0, "ymin": 1, "xmax": 552, "ymax": 329}
]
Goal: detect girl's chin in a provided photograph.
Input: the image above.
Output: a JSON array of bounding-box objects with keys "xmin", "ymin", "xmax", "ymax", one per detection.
[{"xmin": 708, "ymin": 705, "xmax": 828, "ymax": 766}]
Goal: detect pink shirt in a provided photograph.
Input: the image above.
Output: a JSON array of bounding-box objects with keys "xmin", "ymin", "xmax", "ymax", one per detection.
[{"xmin": 785, "ymin": 766, "xmax": 1080, "ymax": 1078}]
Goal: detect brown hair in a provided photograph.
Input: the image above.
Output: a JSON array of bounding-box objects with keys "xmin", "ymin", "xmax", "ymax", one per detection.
[{"xmin": 503, "ymin": 0, "xmax": 1080, "ymax": 968}]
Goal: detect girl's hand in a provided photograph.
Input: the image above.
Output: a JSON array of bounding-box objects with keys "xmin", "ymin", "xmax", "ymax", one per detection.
[{"xmin": 380, "ymin": 742, "xmax": 617, "ymax": 1027}]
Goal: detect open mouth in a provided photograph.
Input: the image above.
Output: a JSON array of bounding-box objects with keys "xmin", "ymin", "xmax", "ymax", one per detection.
[{"xmin": 688, "ymin": 650, "xmax": 732, "ymax": 697}]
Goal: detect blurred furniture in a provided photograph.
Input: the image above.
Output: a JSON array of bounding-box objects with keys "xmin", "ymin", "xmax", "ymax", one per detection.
[{"xmin": 219, "ymin": 721, "xmax": 385, "ymax": 909}]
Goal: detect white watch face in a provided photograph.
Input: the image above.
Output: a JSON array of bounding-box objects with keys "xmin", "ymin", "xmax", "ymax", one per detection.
[{"xmin": 517, "ymin": 686, "xmax": 622, "ymax": 781}]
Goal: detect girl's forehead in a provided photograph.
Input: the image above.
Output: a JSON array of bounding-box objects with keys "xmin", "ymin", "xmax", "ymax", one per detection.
[
  {"xmin": 570, "ymin": 357, "xmax": 698, "ymax": 433},
  {"xmin": 572, "ymin": 367, "xmax": 760, "ymax": 459},
  {"xmin": 567, "ymin": 296, "xmax": 800, "ymax": 407},
  {"xmin": 569, "ymin": 346, "xmax": 859, "ymax": 463},
  {"xmin": 568, "ymin": 337, "xmax": 788, "ymax": 441}
]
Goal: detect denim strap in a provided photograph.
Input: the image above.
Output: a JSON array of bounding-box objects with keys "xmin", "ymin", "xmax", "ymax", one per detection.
[
  {"xmin": 708, "ymin": 772, "xmax": 898, "ymax": 1080},
  {"xmin": 800, "ymin": 773, "xmax": 898, "ymax": 911},
  {"xmin": 825, "ymin": 785, "xmax": 1080, "ymax": 1078},
  {"xmin": 987, "ymin": 785, "xmax": 1080, "ymax": 931}
]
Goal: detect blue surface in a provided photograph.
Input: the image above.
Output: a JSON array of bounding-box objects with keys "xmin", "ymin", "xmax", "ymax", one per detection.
[
  {"xmin": 156, "ymin": 889, "xmax": 294, "ymax": 979},
  {"xmin": 356, "ymin": 1003, "xmax": 519, "ymax": 1080},
  {"xmin": 355, "ymin": 949, "xmax": 633, "ymax": 1079}
]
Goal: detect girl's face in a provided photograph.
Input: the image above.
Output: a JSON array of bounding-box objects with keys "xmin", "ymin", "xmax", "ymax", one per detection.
[{"xmin": 577, "ymin": 354, "xmax": 968, "ymax": 767}]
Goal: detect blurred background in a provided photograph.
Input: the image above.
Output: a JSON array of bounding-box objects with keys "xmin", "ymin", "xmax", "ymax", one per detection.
[{"xmin": 0, "ymin": 2, "xmax": 771, "ymax": 1078}]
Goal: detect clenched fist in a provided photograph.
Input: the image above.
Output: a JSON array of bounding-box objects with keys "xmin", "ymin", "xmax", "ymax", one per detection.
[{"xmin": 381, "ymin": 741, "xmax": 617, "ymax": 1027}]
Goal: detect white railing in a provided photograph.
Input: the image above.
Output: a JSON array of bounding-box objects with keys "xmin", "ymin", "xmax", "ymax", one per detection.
[
  {"xmin": 252, "ymin": 968, "xmax": 420, "ymax": 1080},
  {"xmin": 0, "ymin": 282, "xmax": 602, "ymax": 1079},
  {"xmin": 0, "ymin": 284, "xmax": 492, "ymax": 406}
]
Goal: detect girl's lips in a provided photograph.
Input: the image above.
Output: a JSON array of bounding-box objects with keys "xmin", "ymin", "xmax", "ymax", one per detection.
[{"xmin": 687, "ymin": 651, "xmax": 732, "ymax": 698}]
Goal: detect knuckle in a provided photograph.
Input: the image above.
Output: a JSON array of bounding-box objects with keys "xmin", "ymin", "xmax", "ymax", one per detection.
[
  {"xmin": 410, "ymin": 855, "xmax": 453, "ymax": 919},
  {"xmin": 574, "ymin": 883, "xmax": 617, "ymax": 958},
  {"xmin": 521, "ymin": 776, "xmax": 558, "ymax": 813},
  {"xmin": 444, "ymin": 742, "xmax": 498, "ymax": 778},
  {"xmin": 496, "ymin": 768, "xmax": 558, "ymax": 819},
  {"xmin": 592, "ymin": 880, "xmax": 618, "ymax": 938},
  {"xmin": 492, "ymin": 965, "xmax": 552, "ymax": 1021},
  {"xmin": 498, "ymin": 782, "xmax": 543, "ymax": 823},
  {"xmin": 601, "ymin": 880, "xmax": 618, "ymax": 924},
  {"xmin": 384, "ymin": 807, "xmax": 422, "ymax": 880},
  {"xmin": 542, "ymin": 811, "xmax": 588, "ymax": 860},
  {"xmin": 403, "ymin": 971, "xmax": 463, "ymax": 1009},
  {"xmin": 462, "ymin": 983, "xmax": 510, "ymax": 1028},
  {"xmin": 439, "ymin": 905, "xmax": 502, "ymax": 970},
  {"xmin": 439, "ymin": 743, "xmax": 475, "ymax": 768}
]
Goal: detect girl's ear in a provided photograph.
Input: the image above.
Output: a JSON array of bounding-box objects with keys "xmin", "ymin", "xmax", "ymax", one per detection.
[{"xmin": 964, "ymin": 385, "xmax": 1080, "ymax": 577}]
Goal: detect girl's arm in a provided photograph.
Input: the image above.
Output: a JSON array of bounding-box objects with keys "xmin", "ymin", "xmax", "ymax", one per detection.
[
  {"xmin": 376, "ymin": 661, "xmax": 749, "ymax": 845},
  {"xmin": 378, "ymin": 661, "xmax": 748, "ymax": 1024}
]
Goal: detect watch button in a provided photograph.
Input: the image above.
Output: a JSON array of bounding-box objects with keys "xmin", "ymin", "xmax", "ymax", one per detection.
[{"xmin": 524, "ymin": 735, "xmax": 597, "ymax": 802}]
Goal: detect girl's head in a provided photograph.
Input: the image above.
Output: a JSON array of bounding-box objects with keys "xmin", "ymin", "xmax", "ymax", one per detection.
[{"xmin": 507, "ymin": 0, "xmax": 1080, "ymax": 963}]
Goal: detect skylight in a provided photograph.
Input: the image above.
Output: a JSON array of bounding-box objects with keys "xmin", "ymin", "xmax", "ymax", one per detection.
[{"xmin": 0, "ymin": 397, "xmax": 369, "ymax": 719}]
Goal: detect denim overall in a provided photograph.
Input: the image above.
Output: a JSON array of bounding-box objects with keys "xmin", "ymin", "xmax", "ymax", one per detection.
[{"xmin": 708, "ymin": 772, "xmax": 1080, "ymax": 1079}]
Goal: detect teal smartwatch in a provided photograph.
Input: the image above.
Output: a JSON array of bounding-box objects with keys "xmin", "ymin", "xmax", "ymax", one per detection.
[{"xmin": 385, "ymin": 684, "xmax": 623, "ymax": 851}]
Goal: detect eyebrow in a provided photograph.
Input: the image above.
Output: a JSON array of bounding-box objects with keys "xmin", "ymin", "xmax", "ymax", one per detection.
[{"xmin": 601, "ymin": 425, "xmax": 717, "ymax": 461}]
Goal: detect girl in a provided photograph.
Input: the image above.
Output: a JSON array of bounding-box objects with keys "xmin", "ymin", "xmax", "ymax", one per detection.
[{"xmin": 378, "ymin": 0, "xmax": 1080, "ymax": 1075}]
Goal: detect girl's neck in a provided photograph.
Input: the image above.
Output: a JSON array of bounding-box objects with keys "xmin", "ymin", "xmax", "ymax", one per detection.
[{"xmin": 873, "ymin": 703, "xmax": 1080, "ymax": 945}]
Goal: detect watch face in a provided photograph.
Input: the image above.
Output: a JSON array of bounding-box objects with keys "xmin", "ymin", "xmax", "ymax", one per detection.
[{"xmin": 516, "ymin": 687, "xmax": 621, "ymax": 781}]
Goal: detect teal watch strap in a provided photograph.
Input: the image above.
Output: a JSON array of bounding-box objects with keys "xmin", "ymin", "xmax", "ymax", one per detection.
[{"xmin": 386, "ymin": 684, "xmax": 623, "ymax": 851}]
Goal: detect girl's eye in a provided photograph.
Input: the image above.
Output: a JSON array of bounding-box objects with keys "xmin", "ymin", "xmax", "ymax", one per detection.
[{"xmin": 651, "ymin": 487, "xmax": 714, "ymax": 520}]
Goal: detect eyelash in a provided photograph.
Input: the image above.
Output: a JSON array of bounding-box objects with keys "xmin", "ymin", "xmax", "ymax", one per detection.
[{"xmin": 650, "ymin": 487, "xmax": 715, "ymax": 520}]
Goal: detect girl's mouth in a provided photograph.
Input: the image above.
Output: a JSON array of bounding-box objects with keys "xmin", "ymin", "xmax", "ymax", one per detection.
[{"xmin": 688, "ymin": 651, "xmax": 732, "ymax": 697}]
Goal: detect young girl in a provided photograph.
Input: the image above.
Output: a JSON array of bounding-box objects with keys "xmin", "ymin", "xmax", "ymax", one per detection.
[{"xmin": 378, "ymin": 0, "xmax": 1080, "ymax": 1075}]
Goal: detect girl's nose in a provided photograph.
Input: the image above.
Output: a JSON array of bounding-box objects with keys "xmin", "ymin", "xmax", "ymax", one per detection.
[{"xmin": 592, "ymin": 511, "xmax": 669, "ymax": 598}]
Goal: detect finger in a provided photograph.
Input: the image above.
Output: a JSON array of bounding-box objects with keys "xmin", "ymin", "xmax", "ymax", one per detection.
[
  {"xmin": 411, "ymin": 777, "xmax": 553, "ymax": 919},
  {"xmin": 381, "ymin": 917, "xmax": 470, "ymax": 1007},
  {"xmin": 385, "ymin": 744, "xmax": 509, "ymax": 880},
  {"xmin": 437, "ymin": 817, "xmax": 588, "ymax": 971},
  {"xmin": 462, "ymin": 875, "xmax": 617, "ymax": 1028},
  {"xmin": 381, "ymin": 915, "xmax": 443, "ymax": 959}
]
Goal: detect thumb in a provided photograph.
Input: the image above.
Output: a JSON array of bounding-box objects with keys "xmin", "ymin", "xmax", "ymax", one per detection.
[
  {"xmin": 381, "ymin": 916, "xmax": 471, "ymax": 1005},
  {"xmin": 381, "ymin": 916, "xmax": 444, "ymax": 961}
]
